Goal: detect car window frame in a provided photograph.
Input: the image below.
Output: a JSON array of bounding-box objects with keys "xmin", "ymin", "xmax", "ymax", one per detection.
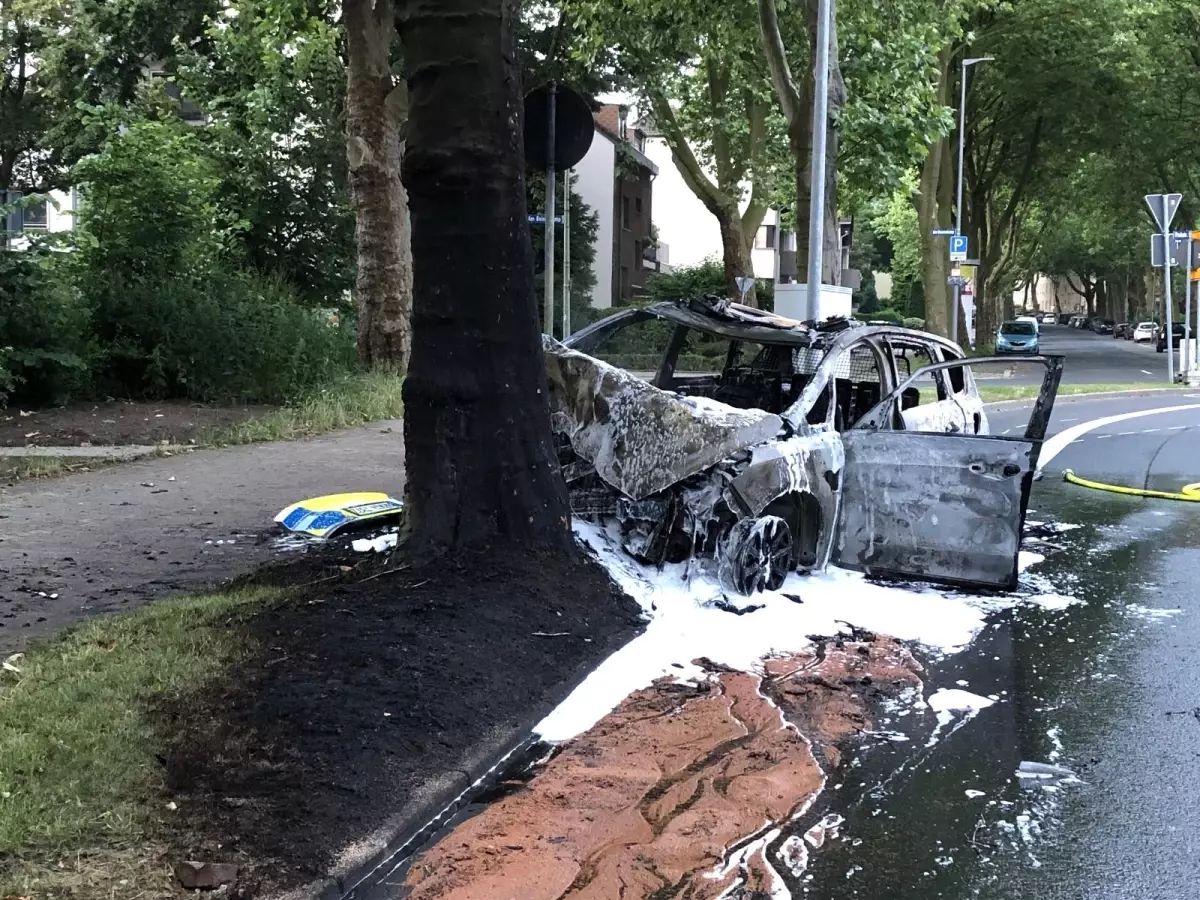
[{"xmin": 785, "ymin": 335, "xmax": 894, "ymax": 433}]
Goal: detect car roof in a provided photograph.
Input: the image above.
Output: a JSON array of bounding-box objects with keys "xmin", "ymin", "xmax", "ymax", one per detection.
[{"xmin": 566, "ymin": 297, "xmax": 964, "ymax": 354}]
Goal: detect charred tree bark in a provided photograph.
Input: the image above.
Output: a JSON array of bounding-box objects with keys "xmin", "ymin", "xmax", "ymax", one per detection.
[
  {"xmin": 397, "ymin": 0, "xmax": 573, "ymax": 557},
  {"xmin": 345, "ymin": 0, "xmax": 412, "ymax": 374}
]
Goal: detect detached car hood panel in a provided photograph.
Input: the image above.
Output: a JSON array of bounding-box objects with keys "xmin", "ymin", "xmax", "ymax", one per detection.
[{"xmin": 543, "ymin": 338, "xmax": 783, "ymax": 500}]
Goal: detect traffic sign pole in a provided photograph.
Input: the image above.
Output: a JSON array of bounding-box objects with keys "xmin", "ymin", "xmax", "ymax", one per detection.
[
  {"xmin": 1186, "ymin": 235, "xmax": 1193, "ymax": 376},
  {"xmin": 1166, "ymin": 241, "xmax": 1175, "ymax": 384}
]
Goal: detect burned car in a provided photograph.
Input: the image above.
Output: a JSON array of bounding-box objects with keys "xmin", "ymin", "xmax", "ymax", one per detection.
[{"xmin": 545, "ymin": 298, "xmax": 1063, "ymax": 593}]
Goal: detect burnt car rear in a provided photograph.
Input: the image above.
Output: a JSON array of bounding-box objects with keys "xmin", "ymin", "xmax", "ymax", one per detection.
[{"xmin": 545, "ymin": 297, "xmax": 1063, "ymax": 593}]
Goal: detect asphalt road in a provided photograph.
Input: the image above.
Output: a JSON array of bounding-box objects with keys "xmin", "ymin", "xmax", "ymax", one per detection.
[
  {"xmin": 806, "ymin": 390, "xmax": 1200, "ymax": 899},
  {"xmin": 998, "ymin": 324, "xmax": 1174, "ymax": 386},
  {"xmin": 0, "ymin": 419, "xmax": 405, "ymax": 652}
]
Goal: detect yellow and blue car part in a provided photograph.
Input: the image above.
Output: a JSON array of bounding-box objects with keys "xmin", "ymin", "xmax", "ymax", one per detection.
[{"xmin": 274, "ymin": 492, "xmax": 405, "ymax": 538}]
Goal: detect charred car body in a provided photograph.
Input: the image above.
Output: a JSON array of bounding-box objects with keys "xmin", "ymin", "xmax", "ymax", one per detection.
[{"xmin": 545, "ymin": 298, "xmax": 1063, "ymax": 593}]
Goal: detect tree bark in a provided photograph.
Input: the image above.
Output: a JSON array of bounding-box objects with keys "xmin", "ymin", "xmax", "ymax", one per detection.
[
  {"xmin": 916, "ymin": 141, "xmax": 950, "ymax": 336},
  {"xmin": 345, "ymin": 0, "xmax": 412, "ymax": 374},
  {"xmin": 717, "ymin": 205, "xmax": 756, "ymax": 301},
  {"xmin": 396, "ymin": 0, "xmax": 573, "ymax": 557}
]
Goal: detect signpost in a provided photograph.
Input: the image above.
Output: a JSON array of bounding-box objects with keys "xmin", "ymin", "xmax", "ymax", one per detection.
[
  {"xmin": 735, "ymin": 276, "xmax": 756, "ymax": 303},
  {"xmin": 1146, "ymin": 193, "xmax": 1183, "ymax": 383}
]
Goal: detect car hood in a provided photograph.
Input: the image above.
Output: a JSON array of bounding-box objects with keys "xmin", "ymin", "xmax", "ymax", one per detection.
[{"xmin": 543, "ymin": 337, "xmax": 783, "ymax": 500}]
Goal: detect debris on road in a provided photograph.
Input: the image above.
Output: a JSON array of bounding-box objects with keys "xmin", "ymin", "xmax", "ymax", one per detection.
[{"xmin": 274, "ymin": 492, "xmax": 403, "ymax": 539}]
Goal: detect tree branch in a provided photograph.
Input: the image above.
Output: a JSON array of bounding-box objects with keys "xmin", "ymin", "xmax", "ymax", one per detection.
[
  {"xmin": 757, "ymin": 0, "xmax": 801, "ymax": 125},
  {"xmin": 707, "ymin": 57, "xmax": 735, "ymax": 190},
  {"xmin": 647, "ymin": 89, "xmax": 728, "ymax": 216}
]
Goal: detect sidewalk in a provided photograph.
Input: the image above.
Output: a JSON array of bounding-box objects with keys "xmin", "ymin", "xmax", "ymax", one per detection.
[{"xmin": 0, "ymin": 420, "xmax": 404, "ymax": 652}]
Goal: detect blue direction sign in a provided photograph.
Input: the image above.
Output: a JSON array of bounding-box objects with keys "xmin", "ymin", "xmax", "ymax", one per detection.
[{"xmin": 949, "ymin": 235, "xmax": 969, "ymax": 261}]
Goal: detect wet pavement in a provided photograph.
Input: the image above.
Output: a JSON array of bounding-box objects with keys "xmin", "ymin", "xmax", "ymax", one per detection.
[{"xmin": 799, "ymin": 475, "xmax": 1200, "ymax": 898}]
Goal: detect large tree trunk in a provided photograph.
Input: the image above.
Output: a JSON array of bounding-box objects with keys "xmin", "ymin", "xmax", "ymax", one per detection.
[
  {"xmin": 397, "ymin": 0, "xmax": 573, "ymax": 557},
  {"xmin": 717, "ymin": 204, "xmax": 756, "ymax": 303},
  {"xmin": 916, "ymin": 142, "xmax": 950, "ymax": 336},
  {"xmin": 345, "ymin": 0, "xmax": 412, "ymax": 374}
]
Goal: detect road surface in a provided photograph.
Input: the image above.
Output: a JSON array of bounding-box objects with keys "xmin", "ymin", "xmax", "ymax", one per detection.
[
  {"xmin": 803, "ymin": 391, "xmax": 1200, "ymax": 899},
  {"xmin": 998, "ymin": 323, "xmax": 1174, "ymax": 386}
]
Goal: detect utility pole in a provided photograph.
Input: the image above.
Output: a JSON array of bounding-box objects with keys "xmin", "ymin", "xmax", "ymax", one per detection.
[
  {"xmin": 543, "ymin": 83, "xmax": 557, "ymax": 335},
  {"xmin": 562, "ymin": 168, "xmax": 571, "ymax": 338},
  {"xmin": 952, "ymin": 56, "xmax": 993, "ymax": 346},
  {"xmin": 804, "ymin": 0, "xmax": 832, "ymax": 307}
]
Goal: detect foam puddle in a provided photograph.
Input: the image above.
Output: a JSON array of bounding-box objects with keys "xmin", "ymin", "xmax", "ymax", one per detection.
[{"xmin": 536, "ymin": 522, "xmax": 1068, "ymax": 743}]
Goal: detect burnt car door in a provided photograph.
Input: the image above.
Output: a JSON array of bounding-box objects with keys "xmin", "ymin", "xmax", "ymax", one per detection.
[{"xmin": 830, "ymin": 356, "xmax": 1063, "ymax": 590}]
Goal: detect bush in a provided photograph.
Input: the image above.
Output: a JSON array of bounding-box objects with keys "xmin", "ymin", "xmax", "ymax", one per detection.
[
  {"xmin": 855, "ymin": 307, "xmax": 904, "ymax": 323},
  {"xmin": 87, "ymin": 269, "xmax": 354, "ymax": 404},
  {"xmin": 0, "ymin": 248, "xmax": 93, "ymax": 407},
  {"xmin": 62, "ymin": 113, "xmax": 356, "ymax": 405},
  {"xmin": 903, "ymin": 317, "xmax": 926, "ymax": 330}
]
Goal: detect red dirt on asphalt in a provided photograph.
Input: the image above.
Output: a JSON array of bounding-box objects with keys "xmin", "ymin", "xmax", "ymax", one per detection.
[{"xmin": 401, "ymin": 638, "xmax": 923, "ymax": 899}]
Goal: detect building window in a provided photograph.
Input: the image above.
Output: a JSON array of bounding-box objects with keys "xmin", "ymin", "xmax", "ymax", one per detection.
[
  {"xmin": 22, "ymin": 199, "xmax": 48, "ymax": 230},
  {"xmin": 754, "ymin": 224, "xmax": 776, "ymax": 250},
  {"xmin": 635, "ymin": 196, "xmax": 643, "ymax": 216},
  {"xmin": 622, "ymin": 196, "xmax": 630, "ymax": 230}
]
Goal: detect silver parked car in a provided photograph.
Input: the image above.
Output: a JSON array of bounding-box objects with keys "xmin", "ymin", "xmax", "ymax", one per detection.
[{"xmin": 546, "ymin": 298, "xmax": 1063, "ymax": 593}]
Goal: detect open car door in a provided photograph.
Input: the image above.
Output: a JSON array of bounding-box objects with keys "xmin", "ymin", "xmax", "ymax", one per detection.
[{"xmin": 831, "ymin": 356, "xmax": 1063, "ymax": 590}]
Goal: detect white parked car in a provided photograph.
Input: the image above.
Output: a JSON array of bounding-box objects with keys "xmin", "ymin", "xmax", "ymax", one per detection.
[
  {"xmin": 1132, "ymin": 322, "xmax": 1157, "ymax": 343},
  {"xmin": 1016, "ymin": 315, "xmax": 1041, "ymax": 333}
]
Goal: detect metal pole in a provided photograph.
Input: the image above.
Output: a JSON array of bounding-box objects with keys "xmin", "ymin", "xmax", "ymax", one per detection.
[
  {"xmin": 1185, "ymin": 236, "xmax": 1193, "ymax": 376},
  {"xmin": 543, "ymin": 84, "xmax": 557, "ymax": 335},
  {"xmin": 804, "ymin": 0, "xmax": 832, "ymax": 313},
  {"xmin": 1165, "ymin": 236, "xmax": 1175, "ymax": 383},
  {"xmin": 562, "ymin": 168, "xmax": 571, "ymax": 338},
  {"xmin": 952, "ymin": 61, "xmax": 968, "ymax": 346}
]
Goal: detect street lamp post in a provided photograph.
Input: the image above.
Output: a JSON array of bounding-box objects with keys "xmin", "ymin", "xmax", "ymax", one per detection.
[
  {"xmin": 805, "ymin": 0, "xmax": 833, "ymax": 311},
  {"xmin": 952, "ymin": 55, "xmax": 993, "ymax": 346}
]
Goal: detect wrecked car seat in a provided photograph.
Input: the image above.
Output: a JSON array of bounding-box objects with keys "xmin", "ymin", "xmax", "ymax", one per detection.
[
  {"xmin": 833, "ymin": 379, "xmax": 882, "ymax": 431},
  {"xmin": 712, "ymin": 368, "xmax": 783, "ymax": 412}
]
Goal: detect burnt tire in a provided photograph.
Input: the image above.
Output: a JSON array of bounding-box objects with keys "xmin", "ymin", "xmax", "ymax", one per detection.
[{"xmin": 718, "ymin": 515, "xmax": 792, "ymax": 595}]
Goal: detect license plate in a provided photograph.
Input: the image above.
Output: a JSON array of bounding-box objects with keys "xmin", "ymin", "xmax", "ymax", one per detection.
[{"xmin": 346, "ymin": 500, "xmax": 402, "ymax": 517}]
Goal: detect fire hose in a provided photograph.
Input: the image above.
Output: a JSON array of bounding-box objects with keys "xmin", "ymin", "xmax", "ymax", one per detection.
[{"xmin": 1062, "ymin": 469, "xmax": 1200, "ymax": 503}]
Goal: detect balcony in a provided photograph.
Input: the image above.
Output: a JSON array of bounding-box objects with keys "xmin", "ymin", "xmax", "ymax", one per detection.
[{"xmin": 642, "ymin": 240, "xmax": 670, "ymax": 273}]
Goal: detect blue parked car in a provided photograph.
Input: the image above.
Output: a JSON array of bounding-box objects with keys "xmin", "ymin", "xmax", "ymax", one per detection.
[{"xmin": 996, "ymin": 320, "xmax": 1039, "ymax": 354}]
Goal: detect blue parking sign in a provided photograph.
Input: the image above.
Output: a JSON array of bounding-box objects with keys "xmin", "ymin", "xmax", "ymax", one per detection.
[{"xmin": 949, "ymin": 235, "xmax": 968, "ymax": 261}]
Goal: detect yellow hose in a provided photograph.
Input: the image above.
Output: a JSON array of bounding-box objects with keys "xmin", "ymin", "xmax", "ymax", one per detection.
[{"xmin": 1062, "ymin": 469, "xmax": 1200, "ymax": 502}]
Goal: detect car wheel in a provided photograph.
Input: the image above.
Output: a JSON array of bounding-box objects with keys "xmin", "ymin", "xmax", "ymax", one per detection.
[{"xmin": 718, "ymin": 515, "xmax": 792, "ymax": 595}]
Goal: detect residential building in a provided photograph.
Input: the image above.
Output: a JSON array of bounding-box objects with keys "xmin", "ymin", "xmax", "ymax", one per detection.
[
  {"xmin": 2, "ymin": 189, "xmax": 77, "ymax": 247},
  {"xmin": 573, "ymin": 104, "xmax": 660, "ymax": 308}
]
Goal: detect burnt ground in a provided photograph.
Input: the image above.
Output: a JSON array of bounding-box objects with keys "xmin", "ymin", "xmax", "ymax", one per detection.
[
  {"xmin": 152, "ymin": 543, "xmax": 644, "ymax": 898},
  {"xmin": 0, "ymin": 399, "xmax": 271, "ymax": 447}
]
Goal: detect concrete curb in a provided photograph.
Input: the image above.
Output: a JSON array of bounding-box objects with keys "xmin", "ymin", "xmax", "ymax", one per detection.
[
  {"xmin": 984, "ymin": 387, "xmax": 1189, "ymax": 411},
  {"xmin": 0, "ymin": 444, "xmax": 186, "ymax": 459}
]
